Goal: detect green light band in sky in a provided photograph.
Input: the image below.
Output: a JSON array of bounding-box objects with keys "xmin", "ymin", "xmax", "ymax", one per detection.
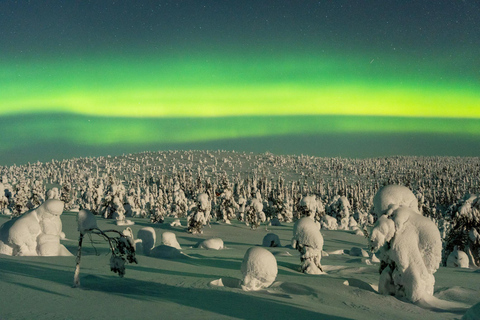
[{"xmin": 1, "ymin": 52, "xmax": 479, "ymax": 119}]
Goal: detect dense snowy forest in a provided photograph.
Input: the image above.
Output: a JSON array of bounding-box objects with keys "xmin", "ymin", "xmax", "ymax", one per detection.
[{"xmin": 1, "ymin": 150, "xmax": 479, "ymax": 267}]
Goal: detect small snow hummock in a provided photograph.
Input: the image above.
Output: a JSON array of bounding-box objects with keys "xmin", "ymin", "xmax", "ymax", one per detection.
[
  {"xmin": 77, "ymin": 209, "xmax": 98, "ymax": 234},
  {"xmin": 241, "ymin": 247, "xmax": 278, "ymax": 291},
  {"xmin": 162, "ymin": 232, "xmax": 181, "ymax": 249},
  {"xmin": 262, "ymin": 233, "xmax": 281, "ymax": 247},
  {"xmin": 0, "ymin": 199, "xmax": 72, "ymax": 256},
  {"xmin": 370, "ymin": 206, "xmax": 442, "ymax": 302},
  {"xmin": 292, "ymin": 217, "xmax": 324, "ymax": 274},
  {"xmin": 170, "ymin": 219, "xmax": 182, "ymax": 227},
  {"xmin": 136, "ymin": 227, "xmax": 156, "ymax": 255},
  {"xmin": 446, "ymin": 246, "xmax": 469, "ymax": 268},
  {"xmin": 195, "ymin": 238, "xmax": 224, "ymax": 250}
]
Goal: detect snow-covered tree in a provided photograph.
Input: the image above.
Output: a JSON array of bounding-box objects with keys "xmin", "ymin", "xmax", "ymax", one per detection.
[
  {"xmin": 326, "ymin": 195, "xmax": 351, "ymax": 230},
  {"xmin": 60, "ymin": 182, "xmax": 72, "ymax": 210},
  {"xmin": 0, "ymin": 183, "xmax": 10, "ymax": 215},
  {"xmin": 370, "ymin": 207, "xmax": 442, "ymax": 302},
  {"xmin": 11, "ymin": 180, "xmax": 30, "ymax": 217},
  {"xmin": 292, "ymin": 217, "xmax": 324, "ymax": 274},
  {"xmin": 245, "ymin": 195, "xmax": 266, "ymax": 229},
  {"xmin": 29, "ymin": 180, "xmax": 45, "ymax": 209},
  {"xmin": 216, "ymin": 188, "xmax": 239, "ymax": 223},
  {"xmin": 443, "ymin": 194, "xmax": 480, "ymax": 267},
  {"xmin": 171, "ymin": 181, "xmax": 188, "ymax": 218},
  {"xmin": 187, "ymin": 193, "xmax": 211, "ymax": 234}
]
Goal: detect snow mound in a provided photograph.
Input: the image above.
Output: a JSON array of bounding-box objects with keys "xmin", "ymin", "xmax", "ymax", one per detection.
[
  {"xmin": 373, "ymin": 184, "xmax": 419, "ymax": 217},
  {"xmin": 77, "ymin": 209, "xmax": 98, "ymax": 234},
  {"xmin": 170, "ymin": 219, "xmax": 182, "ymax": 227},
  {"xmin": 269, "ymin": 218, "xmax": 282, "ymax": 226},
  {"xmin": 446, "ymin": 246, "xmax": 470, "ymax": 268},
  {"xmin": 137, "ymin": 227, "xmax": 156, "ymax": 255},
  {"xmin": 241, "ymin": 247, "xmax": 278, "ymax": 291},
  {"xmin": 162, "ymin": 232, "xmax": 181, "ymax": 249},
  {"xmin": 195, "ymin": 238, "xmax": 224, "ymax": 250},
  {"xmin": 262, "ymin": 233, "xmax": 281, "ymax": 247},
  {"xmin": 0, "ymin": 199, "xmax": 71, "ymax": 256}
]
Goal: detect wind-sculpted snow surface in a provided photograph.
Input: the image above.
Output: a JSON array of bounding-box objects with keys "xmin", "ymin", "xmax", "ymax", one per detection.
[
  {"xmin": 371, "ymin": 206, "xmax": 442, "ymax": 302},
  {"xmin": 0, "ymin": 199, "xmax": 71, "ymax": 256}
]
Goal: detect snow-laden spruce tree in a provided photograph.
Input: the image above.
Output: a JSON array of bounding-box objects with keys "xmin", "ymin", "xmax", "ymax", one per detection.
[
  {"xmin": 99, "ymin": 179, "xmax": 126, "ymax": 219},
  {"xmin": 326, "ymin": 195, "xmax": 351, "ymax": 230},
  {"xmin": 369, "ymin": 186, "xmax": 442, "ymax": 303},
  {"xmin": 11, "ymin": 180, "xmax": 30, "ymax": 217},
  {"xmin": 216, "ymin": 188, "xmax": 239, "ymax": 223},
  {"xmin": 29, "ymin": 180, "xmax": 45, "ymax": 209},
  {"xmin": 187, "ymin": 193, "xmax": 211, "ymax": 234},
  {"xmin": 245, "ymin": 194, "xmax": 266, "ymax": 229},
  {"xmin": 60, "ymin": 182, "xmax": 72, "ymax": 211},
  {"xmin": 0, "ymin": 182, "xmax": 10, "ymax": 215},
  {"xmin": 171, "ymin": 181, "xmax": 188, "ymax": 218},
  {"xmin": 292, "ymin": 217, "xmax": 324, "ymax": 274},
  {"xmin": 443, "ymin": 193, "xmax": 480, "ymax": 268}
]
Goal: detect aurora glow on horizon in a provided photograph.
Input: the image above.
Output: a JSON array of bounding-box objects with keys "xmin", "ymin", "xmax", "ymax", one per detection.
[{"xmin": 1, "ymin": 1, "xmax": 479, "ymax": 164}]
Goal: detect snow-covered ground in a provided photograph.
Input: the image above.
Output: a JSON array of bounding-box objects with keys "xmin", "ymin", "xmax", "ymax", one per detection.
[{"xmin": 0, "ymin": 212, "xmax": 478, "ymax": 320}]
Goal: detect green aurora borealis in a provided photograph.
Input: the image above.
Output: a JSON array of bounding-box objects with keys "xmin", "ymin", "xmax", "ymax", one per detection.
[
  {"xmin": 2, "ymin": 51, "xmax": 480, "ymax": 118},
  {"xmin": 1, "ymin": 1, "xmax": 479, "ymax": 164}
]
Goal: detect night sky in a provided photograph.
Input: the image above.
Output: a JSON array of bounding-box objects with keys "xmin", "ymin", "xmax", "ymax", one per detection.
[{"xmin": 1, "ymin": 1, "xmax": 479, "ymax": 164}]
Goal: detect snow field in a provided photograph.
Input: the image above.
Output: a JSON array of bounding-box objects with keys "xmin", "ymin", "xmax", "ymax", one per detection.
[{"xmin": 1, "ymin": 212, "xmax": 477, "ymax": 319}]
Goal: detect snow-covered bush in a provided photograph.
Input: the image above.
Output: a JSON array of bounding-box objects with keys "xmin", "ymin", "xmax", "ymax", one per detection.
[
  {"xmin": 446, "ymin": 246, "xmax": 469, "ymax": 268},
  {"xmin": 292, "ymin": 217, "xmax": 324, "ymax": 274},
  {"xmin": 187, "ymin": 193, "xmax": 211, "ymax": 234},
  {"xmin": 0, "ymin": 199, "xmax": 71, "ymax": 256},
  {"xmin": 443, "ymin": 194, "xmax": 480, "ymax": 267},
  {"xmin": 241, "ymin": 247, "xmax": 277, "ymax": 291},
  {"xmin": 370, "ymin": 206, "xmax": 442, "ymax": 302},
  {"xmin": 262, "ymin": 233, "xmax": 281, "ymax": 247}
]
